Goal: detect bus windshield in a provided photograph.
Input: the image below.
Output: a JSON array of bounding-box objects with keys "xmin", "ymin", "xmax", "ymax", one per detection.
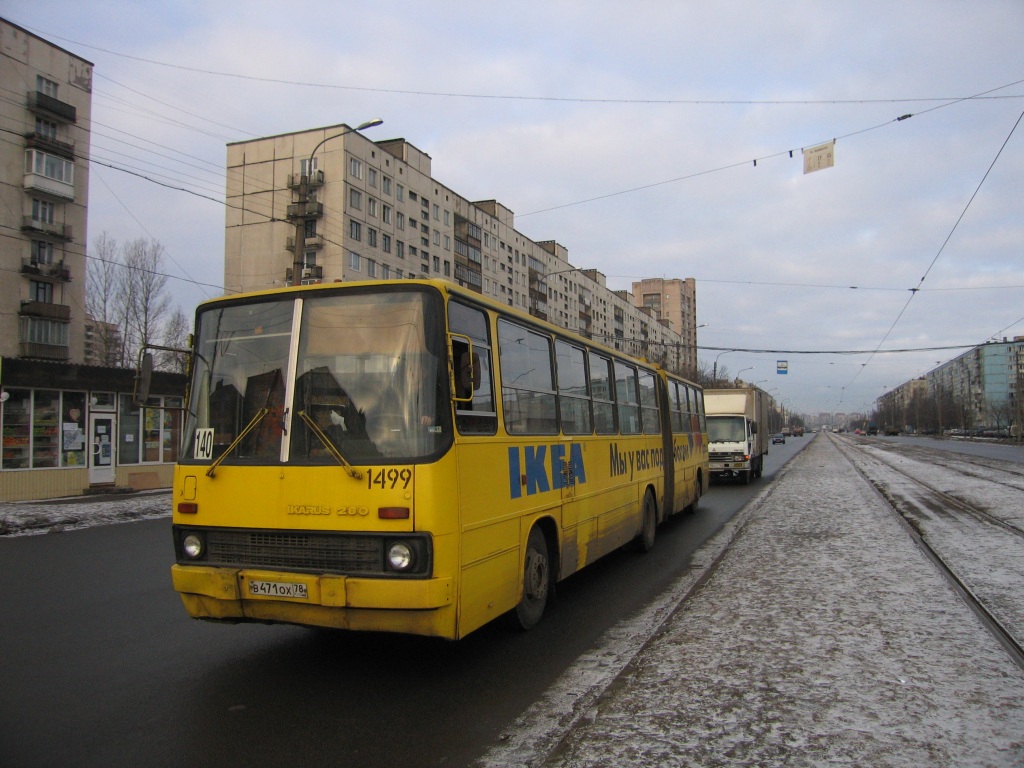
[{"xmin": 181, "ymin": 288, "xmax": 449, "ymax": 465}]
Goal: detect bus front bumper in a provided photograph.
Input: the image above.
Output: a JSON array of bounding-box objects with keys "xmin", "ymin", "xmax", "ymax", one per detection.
[{"xmin": 171, "ymin": 565, "xmax": 454, "ymax": 631}]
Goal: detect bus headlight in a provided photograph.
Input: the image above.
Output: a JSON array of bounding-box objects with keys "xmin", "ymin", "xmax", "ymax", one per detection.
[
  {"xmin": 182, "ymin": 533, "xmax": 204, "ymax": 559},
  {"xmin": 387, "ymin": 541, "xmax": 416, "ymax": 572}
]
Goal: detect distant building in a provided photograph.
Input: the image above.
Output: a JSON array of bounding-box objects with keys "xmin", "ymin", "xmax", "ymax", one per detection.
[
  {"xmin": 224, "ymin": 127, "xmax": 698, "ymax": 373},
  {"xmin": 879, "ymin": 337, "xmax": 1024, "ymax": 434}
]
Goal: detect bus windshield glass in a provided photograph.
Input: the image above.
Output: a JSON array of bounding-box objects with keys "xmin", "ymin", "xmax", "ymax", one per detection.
[{"xmin": 181, "ymin": 288, "xmax": 449, "ymax": 465}]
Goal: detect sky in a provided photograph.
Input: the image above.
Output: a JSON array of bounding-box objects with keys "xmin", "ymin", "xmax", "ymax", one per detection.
[{"xmin": 5, "ymin": 1, "xmax": 1024, "ymax": 415}]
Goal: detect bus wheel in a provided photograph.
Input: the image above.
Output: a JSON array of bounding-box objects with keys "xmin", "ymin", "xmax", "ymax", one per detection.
[
  {"xmin": 512, "ymin": 527, "xmax": 550, "ymax": 630},
  {"xmin": 633, "ymin": 490, "xmax": 657, "ymax": 553},
  {"xmin": 688, "ymin": 475, "xmax": 702, "ymax": 514}
]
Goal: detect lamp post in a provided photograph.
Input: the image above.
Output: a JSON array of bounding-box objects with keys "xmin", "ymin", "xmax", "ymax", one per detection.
[
  {"xmin": 711, "ymin": 350, "xmax": 731, "ymax": 387},
  {"xmin": 292, "ymin": 119, "xmax": 383, "ymax": 286},
  {"xmin": 735, "ymin": 366, "xmax": 753, "ymax": 385}
]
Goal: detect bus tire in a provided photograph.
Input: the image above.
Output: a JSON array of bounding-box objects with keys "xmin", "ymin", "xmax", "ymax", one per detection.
[
  {"xmin": 511, "ymin": 526, "xmax": 551, "ymax": 631},
  {"xmin": 688, "ymin": 474, "xmax": 702, "ymax": 514},
  {"xmin": 632, "ymin": 490, "xmax": 657, "ymax": 553}
]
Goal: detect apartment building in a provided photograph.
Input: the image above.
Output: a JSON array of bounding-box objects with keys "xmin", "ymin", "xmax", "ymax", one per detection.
[
  {"xmin": 1, "ymin": 18, "xmax": 91, "ymax": 364},
  {"xmin": 0, "ymin": 20, "xmax": 185, "ymax": 501},
  {"xmin": 879, "ymin": 337, "xmax": 1024, "ymax": 434},
  {"xmin": 224, "ymin": 125, "xmax": 697, "ymax": 372}
]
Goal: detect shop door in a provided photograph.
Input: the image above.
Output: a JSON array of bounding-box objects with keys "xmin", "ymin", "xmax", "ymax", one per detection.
[{"xmin": 89, "ymin": 414, "xmax": 115, "ymax": 485}]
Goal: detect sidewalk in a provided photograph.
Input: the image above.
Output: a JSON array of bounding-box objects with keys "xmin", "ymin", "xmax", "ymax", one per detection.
[
  {"xmin": 0, "ymin": 488, "xmax": 170, "ymax": 535},
  {"xmin": 536, "ymin": 435, "xmax": 1024, "ymax": 767}
]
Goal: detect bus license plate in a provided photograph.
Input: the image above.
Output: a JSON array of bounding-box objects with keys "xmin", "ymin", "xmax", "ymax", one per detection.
[{"xmin": 248, "ymin": 580, "xmax": 308, "ymax": 600}]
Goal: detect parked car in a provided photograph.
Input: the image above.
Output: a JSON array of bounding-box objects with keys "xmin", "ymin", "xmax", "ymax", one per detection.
[{"xmin": 772, "ymin": 433, "xmax": 786, "ymax": 444}]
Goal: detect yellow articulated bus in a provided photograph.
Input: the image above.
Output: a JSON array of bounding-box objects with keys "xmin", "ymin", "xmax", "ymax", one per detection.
[{"xmin": 171, "ymin": 279, "xmax": 708, "ymax": 640}]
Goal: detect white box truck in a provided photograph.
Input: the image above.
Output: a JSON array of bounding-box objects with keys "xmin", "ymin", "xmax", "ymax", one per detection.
[{"xmin": 704, "ymin": 387, "xmax": 771, "ymax": 483}]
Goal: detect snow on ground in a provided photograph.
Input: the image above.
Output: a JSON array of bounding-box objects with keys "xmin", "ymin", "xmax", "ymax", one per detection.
[
  {"xmin": 0, "ymin": 490, "xmax": 170, "ymax": 536},
  {"xmin": 486, "ymin": 435, "xmax": 1024, "ymax": 767}
]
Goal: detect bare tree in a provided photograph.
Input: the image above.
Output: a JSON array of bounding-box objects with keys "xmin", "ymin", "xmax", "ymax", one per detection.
[
  {"xmin": 87, "ymin": 233, "xmax": 182, "ymax": 371},
  {"xmin": 85, "ymin": 233, "xmax": 125, "ymax": 366},
  {"xmin": 119, "ymin": 238, "xmax": 171, "ymax": 368},
  {"xmin": 160, "ymin": 307, "xmax": 191, "ymax": 374}
]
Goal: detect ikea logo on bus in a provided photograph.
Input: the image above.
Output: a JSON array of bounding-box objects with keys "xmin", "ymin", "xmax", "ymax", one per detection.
[{"xmin": 508, "ymin": 444, "xmax": 587, "ymax": 499}]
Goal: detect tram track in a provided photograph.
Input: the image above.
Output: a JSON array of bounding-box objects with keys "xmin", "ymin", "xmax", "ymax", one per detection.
[{"xmin": 831, "ymin": 434, "xmax": 1024, "ymax": 672}]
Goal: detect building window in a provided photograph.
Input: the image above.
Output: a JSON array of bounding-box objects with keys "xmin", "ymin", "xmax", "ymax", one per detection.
[
  {"xmin": 381, "ymin": 264, "xmax": 391, "ymax": 279},
  {"xmin": 349, "ymin": 158, "xmax": 363, "ymax": 179},
  {"xmin": 444, "ymin": 210, "xmax": 451, "ymax": 226},
  {"xmin": 444, "ymin": 235, "xmax": 451, "ymax": 251},
  {"xmin": 433, "ymin": 255, "xmax": 440, "ymax": 273},
  {"xmin": 35, "ymin": 117, "xmax": 58, "ymax": 140},
  {"xmin": 368, "ymin": 228, "xmax": 378, "ymax": 248},
  {"xmin": 349, "ymin": 251, "xmax": 361, "ymax": 271},
  {"xmin": 349, "ymin": 188, "xmax": 362, "ymax": 210},
  {"xmin": 30, "ymin": 280, "xmax": 53, "ymax": 303},
  {"xmin": 396, "ymin": 241, "xmax": 405, "ymax": 259},
  {"xmin": 36, "ymin": 75, "xmax": 59, "ymax": 97},
  {"xmin": 433, "ymin": 230, "xmax": 440, "ymax": 246},
  {"xmin": 20, "ymin": 316, "xmax": 69, "ymax": 347},
  {"xmin": 382, "ymin": 205, "xmax": 392, "ymax": 224},
  {"xmin": 32, "ymin": 199, "xmax": 56, "ymax": 224},
  {"xmin": 444, "ymin": 260, "xmax": 451, "ymax": 277},
  {"xmin": 25, "ymin": 149, "xmax": 74, "ymax": 184},
  {"xmin": 382, "ymin": 234, "xmax": 392, "ymax": 253},
  {"xmin": 368, "ymin": 198, "xmax": 378, "ymax": 218},
  {"xmin": 1, "ymin": 389, "xmax": 90, "ymax": 470},
  {"xmin": 368, "ymin": 168, "xmax": 378, "ymax": 188},
  {"xmin": 367, "ymin": 260, "xmax": 377, "ymax": 278},
  {"xmin": 382, "ymin": 176, "xmax": 392, "ymax": 195},
  {"xmin": 32, "ymin": 241, "xmax": 55, "ymax": 265},
  {"xmin": 116, "ymin": 395, "xmax": 182, "ymax": 465},
  {"xmin": 397, "ymin": 184, "xmax": 404, "ymax": 201},
  {"xmin": 433, "ymin": 204, "xmax": 440, "ymax": 220},
  {"xmin": 396, "ymin": 211, "xmax": 405, "ymax": 230},
  {"xmin": 349, "ymin": 220, "xmax": 361, "ymax": 241},
  {"xmin": 303, "ymin": 219, "xmax": 317, "ymax": 238}
]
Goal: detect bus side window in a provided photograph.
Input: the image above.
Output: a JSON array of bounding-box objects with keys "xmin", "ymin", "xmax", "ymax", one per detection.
[{"xmin": 449, "ymin": 302, "xmax": 497, "ymax": 435}]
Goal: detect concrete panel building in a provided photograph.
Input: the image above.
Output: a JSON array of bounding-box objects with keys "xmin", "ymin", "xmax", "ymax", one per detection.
[{"xmin": 224, "ymin": 125, "xmax": 698, "ymax": 374}]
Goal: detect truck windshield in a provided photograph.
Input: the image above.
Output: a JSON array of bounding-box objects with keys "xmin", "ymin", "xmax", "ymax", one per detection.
[
  {"xmin": 707, "ymin": 416, "xmax": 746, "ymax": 443},
  {"xmin": 181, "ymin": 288, "xmax": 450, "ymax": 465}
]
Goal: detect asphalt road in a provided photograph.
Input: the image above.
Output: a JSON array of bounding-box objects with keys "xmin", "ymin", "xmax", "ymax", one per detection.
[{"xmin": 0, "ymin": 440, "xmax": 809, "ymax": 768}]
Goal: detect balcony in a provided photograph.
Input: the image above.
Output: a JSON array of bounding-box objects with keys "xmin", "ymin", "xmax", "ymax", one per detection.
[
  {"xmin": 286, "ymin": 201, "xmax": 324, "ymax": 219},
  {"xmin": 22, "ymin": 258, "xmax": 71, "ymax": 281},
  {"xmin": 24, "ymin": 172, "xmax": 74, "ymax": 201},
  {"xmin": 27, "ymin": 91, "xmax": 77, "ymax": 123},
  {"xmin": 22, "ymin": 216, "xmax": 73, "ymax": 242},
  {"xmin": 20, "ymin": 300, "xmax": 71, "ymax": 321},
  {"xmin": 287, "ymin": 170, "xmax": 324, "ymax": 189},
  {"xmin": 284, "ymin": 265, "xmax": 324, "ymax": 282},
  {"xmin": 19, "ymin": 341, "xmax": 70, "ymax": 361},
  {"xmin": 25, "ymin": 132, "xmax": 75, "ymax": 159},
  {"xmin": 286, "ymin": 234, "xmax": 324, "ymax": 251}
]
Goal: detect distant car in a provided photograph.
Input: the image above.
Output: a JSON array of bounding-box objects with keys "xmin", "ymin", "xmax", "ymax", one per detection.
[{"xmin": 772, "ymin": 433, "xmax": 786, "ymax": 444}]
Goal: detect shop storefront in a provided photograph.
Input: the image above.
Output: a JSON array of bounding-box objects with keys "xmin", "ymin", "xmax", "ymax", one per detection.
[{"xmin": 1, "ymin": 358, "xmax": 186, "ymax": 501}]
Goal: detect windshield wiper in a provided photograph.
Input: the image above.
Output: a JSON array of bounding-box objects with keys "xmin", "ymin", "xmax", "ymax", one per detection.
[
  {"xmin": 297, "ymin": 410, "xmax": 363, "ymax": 480},
  {"xmin": 205, "ymin": 407, "xmax": 269, "ymax": 478}
]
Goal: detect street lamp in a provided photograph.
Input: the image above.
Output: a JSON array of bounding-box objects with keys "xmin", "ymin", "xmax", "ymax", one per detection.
[
  {"xmin": 292, "ymin": 118, "xmax": 384, "ymax": 286},
  {"xmin": 735, "ymin": 366, "xmax": 753, "ymax": 384},
  {"xmin": 712, "ymin": 350, "xmax": 732, "ymax": 386}
]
